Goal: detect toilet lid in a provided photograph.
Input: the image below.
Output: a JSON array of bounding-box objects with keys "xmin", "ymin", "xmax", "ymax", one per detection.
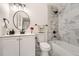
[{"xmin": 40, "ymin": 42, "xmax": 50, "ymax": 49}]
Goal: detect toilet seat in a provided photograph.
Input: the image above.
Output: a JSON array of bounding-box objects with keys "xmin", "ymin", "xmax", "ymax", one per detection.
[
  {"xmin": 40, "ymin": 42, "xmax": 51, "ymax": 51},
  {"xmin": 40, "ymin": 42, "xmax": 51, "ymax": 56}
]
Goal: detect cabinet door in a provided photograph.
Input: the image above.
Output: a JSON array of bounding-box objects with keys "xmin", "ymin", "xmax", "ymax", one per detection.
[
  {"xmin": 0, "ymin": 39, "xmax": 2, "ymax": 56},
  {"xmin": 20, "ymin": 35, "xmax": 35, "ymax": 56},
  {"xmin": 2, "ymin": 37, "xmax": 19, "ymax": 56}
]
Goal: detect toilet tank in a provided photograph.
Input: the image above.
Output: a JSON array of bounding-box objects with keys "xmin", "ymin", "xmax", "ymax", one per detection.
[{"xmin": 37, "ymin": 33, "xmax": 47, "ymax": 42}]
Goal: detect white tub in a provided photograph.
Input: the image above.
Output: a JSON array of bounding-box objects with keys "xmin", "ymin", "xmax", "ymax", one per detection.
[{"xmin": 51, "ymin": 40, "xmax": 79, "ymax": 56}]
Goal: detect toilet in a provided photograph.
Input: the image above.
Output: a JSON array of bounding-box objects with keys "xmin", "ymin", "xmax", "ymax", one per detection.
[
  {"xmin": 40, "ymin": 42, "xmax": 51, "ymax": 56},
  {"xmin": 37, "ymin": 33, "xmax": 51, "ymax": 56}
]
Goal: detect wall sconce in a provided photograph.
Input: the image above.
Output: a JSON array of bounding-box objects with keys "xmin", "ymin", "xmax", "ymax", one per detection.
[
  {"xmin": 9, "ymin": 3, "xmax": 26, "ymax": 10},
  {"xmin": 3, "ymin": 18, "xmax": 9, "ymax": 28}
]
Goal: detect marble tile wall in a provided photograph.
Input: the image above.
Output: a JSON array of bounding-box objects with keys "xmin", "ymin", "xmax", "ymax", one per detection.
[
  {"xmin": 48, "ymin": 3, "xmax": 79, "ymax": 47},
  {"xmin": 58, "ymin": 3, "xmax": 79, "ymax": 46},
  {"xmin": 48, "ymin": 4, "xmax": 62, "ymax": 41}
]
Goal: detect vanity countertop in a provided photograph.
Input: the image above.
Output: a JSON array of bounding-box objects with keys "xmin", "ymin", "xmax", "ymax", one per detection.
[{"xmin": 0, "ymin": 33, "xmax": 35, "ymax": 38}]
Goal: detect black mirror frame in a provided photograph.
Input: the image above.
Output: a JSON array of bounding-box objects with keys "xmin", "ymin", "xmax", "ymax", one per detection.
[{"xmin": 13, "ymin": 10, "xmax": 30, "ymax": 30}]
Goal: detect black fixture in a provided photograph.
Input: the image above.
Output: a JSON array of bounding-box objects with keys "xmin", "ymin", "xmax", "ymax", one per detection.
[
  {"xmin": 3, "ymin": 18, "xmax": 9, "ymax": 23},
  {"xmin": 9, "ymin": 29, "xmax": 15, "ymax": 35},
  {"xmin": 35, "ymin": 24, "xmax": 37, "ymax": 26},
  {"xmin": 45, "ymin": 24, "xmax": 48, "ymax": 26},
  {"xmin": 20, "ymin": 29, "xmax": 25, "ymax": 34},
  {"xmin": 3, "ymin": 18, "xmax": 9, "ymax": 28},
  {"xmin": 53, "ymin": 30, "xmax": 56, "ymax": 34},
  {"xmin": 53, "ymin": 10, "xmax": 58, "ymax": 14},
  {"xmin": 53, "ymin": 30, "xmax": 57, "ymax": 38},
  {"xmin": 3, "ymin": 18, "xmax": 6, "ymax": 21},
  {"xmin": 53, "ymin": 35, "xmax": 57, "ymax": 38}
]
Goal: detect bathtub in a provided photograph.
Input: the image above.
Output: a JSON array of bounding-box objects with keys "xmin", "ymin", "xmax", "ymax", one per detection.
[{"xmin": 50, "ymin": 40, "xmax": 79, "ymax": 56}]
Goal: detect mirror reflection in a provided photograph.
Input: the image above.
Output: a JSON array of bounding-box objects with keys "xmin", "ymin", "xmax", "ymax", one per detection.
[{"xmin": 13, "ymin": 11, "xmax": 30, "ymax": 31}]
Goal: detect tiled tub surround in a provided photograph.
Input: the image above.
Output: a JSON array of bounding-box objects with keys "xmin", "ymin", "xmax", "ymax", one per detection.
[
  {"xmin": 48, "ymin": 3, "xmax": 79, "ymax": 46},
  {"xmin": 48, "ymin": 3, "xmax": 79, "ymax": 56},
  {"xmin": 48, "ymin": 4, "xmax": 64, "ymax": 41},
  {"xmin": 47, "ymin": 4, "xmax": 66, "ymax": 56},
  {"xmin": 59, "ymin": 3, "xmax": 79, "ymax": 46}
]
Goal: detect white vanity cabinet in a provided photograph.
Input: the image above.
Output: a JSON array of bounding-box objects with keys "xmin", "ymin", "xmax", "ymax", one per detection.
[
  {"xmin": 0, "ymin": 34, "xmax": 35, "ymax": 56},
  {"xmin": 20, "ymin": 35, "xmax": 35, "ymax": 56},
  {"xmin": 2, "ymin": 37, "xmax": 19, "ymax": 56}
]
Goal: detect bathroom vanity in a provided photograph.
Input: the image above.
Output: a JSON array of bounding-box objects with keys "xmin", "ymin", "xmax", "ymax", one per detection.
[
  {"xmin": 0, "ymin": 34, "xmax": 35, "ymax": 56},
  {"xmin": 0, "ymin": 6, "xmax": 35, "ymax": 56}
]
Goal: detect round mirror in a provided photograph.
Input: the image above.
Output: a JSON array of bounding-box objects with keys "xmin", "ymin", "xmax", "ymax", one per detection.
[{"xmin": 13, "ymin": 10, "xmax": 30, "ymax": 31}]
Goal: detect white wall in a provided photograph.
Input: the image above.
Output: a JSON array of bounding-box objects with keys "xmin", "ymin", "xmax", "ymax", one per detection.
[
  {"xmin": 0, "ymin": 3, "xmax": 9, "ymax": 36},
  {"xmin": 9, "ymin": 3, "xmax": 48, "ymax": 33},
  {"xmin": 0, "ymin": 3, "xmax": 48, "ymax": 34},
  {"xmin": 0, "ymin": 3, "xmax": 9, "ymax": 55},
  {"xmin": 27, "ymin": 3, "xmax": 48, "ymax": 25}
]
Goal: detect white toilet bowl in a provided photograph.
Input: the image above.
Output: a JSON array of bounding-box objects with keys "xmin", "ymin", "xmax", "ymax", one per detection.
[{"xmin": 40, "ymin": 42, "xmax": 51, "ymax": 56}]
